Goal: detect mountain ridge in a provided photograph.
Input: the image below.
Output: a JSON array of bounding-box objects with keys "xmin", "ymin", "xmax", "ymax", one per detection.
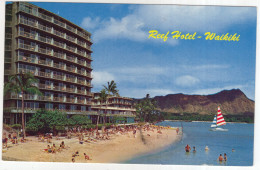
[{"xmin": 135, "ymin": 89, "xmax": 254, "ymax": 115}]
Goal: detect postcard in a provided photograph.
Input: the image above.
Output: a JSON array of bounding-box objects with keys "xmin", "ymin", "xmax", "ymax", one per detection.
[{"xmin": 1, "ymin": 0, "xmax": 259, "ymax": 170}]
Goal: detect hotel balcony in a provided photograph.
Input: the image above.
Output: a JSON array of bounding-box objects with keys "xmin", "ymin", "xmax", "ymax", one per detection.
[
  {"xmin": 38, "ymin": 23, "xmax": 52, "ymax": 33},
  {"xmin": 17, "ymin": 28, "xmax": 92, "ymax": 59},
  {"xmin": 17, "ymin": 55, "xmax": 92, "ymax": 77},
  {"xmin": 17, "ymin": 68, "xmax": 91, "ymax": 87},
  {"xmin": 19, "ymin": 18, "xmax": 37, "ymax": 28},
  {"xmin": 38, "ymin": 35, "xmax": 52, "ymax": 44},
  {"xmin": 4, "ymin": 107, "xmax": 97, "ymax": 115},
  {"xmin": 7, "ymin": 93, "xmax": 91, "ymax": 105},
  {"xmin": 17, "ymin": 25, "xmax": 92, "ymax": 58},
  {"xmin": 37, "ymin": 84, "xmax": 92, "ymax": 96},
  {"xmin": 18, "ymin": 4, "xmax": 92, "ymax": 43},
  {"xmin": 91, "ymin": 105, "xmax": 136, "ymax": 112},
  {"xmin": 19, "ymin": 31, "xmax": 36, "ymax": 39},
  {"xmin": 18, "ymin": 43, "xmax": 36, "ymax": 51},
  {"xmin": 108, "ymin": 101, "xmax": 132, "ymax": 105}
]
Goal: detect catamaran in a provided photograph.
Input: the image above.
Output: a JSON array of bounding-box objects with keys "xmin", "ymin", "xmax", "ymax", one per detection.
[{"xmin": 210, "ymin": 106, "xmax": 228, "ymax": 131}]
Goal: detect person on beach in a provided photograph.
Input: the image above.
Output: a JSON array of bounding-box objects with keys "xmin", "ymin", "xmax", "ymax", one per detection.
[
  {"xmin": 47, "ymin": 145, "xmax": 52, "ymax": 153},
  {"xmin": 20, "ymin": 137, "xmax": 25, "ymax": 143},
  {"xmin": 12, "ymin": 132, "xmax": 18, "ymax": 144},
  {"xmin": 2, "ymin": 132, "xmax": 8, "ymax": 148},
  {"xmin": 185, "ymin": 144, "xmax": 191, "ymax": 152},
  {"xmin": 51, "ymin": 144, "xmax": 56, "ymax": 153},
  {"xmin": 60, "ymin": 141, "xmax": 65, "ymax": 149},
  {"xmin": 176, "ymin": 128, "xmax": 179, "ymax": 134},
  {"xmin": 224, "ymin": 153, "xmax": 227, "ymax": 161},
  {"xmin": 84, "ymin": 153, "xmax": 92, "ymax": 160},
  {"xmin": 218, "ymin": 154, "xmax": 224, "ymax": 161},
  {"xmin": 133, "ymin": 129, "xmax": 136, "ymax": 138}
]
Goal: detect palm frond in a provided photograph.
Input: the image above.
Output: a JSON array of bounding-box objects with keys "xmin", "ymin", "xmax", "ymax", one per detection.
[{"xmin": 25, "ymin": 87, "xmax": 43, "ymax": 96}]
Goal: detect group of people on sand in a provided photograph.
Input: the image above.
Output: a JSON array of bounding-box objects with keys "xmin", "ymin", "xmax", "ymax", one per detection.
[
  {"xmin": 71, "ymin": 151, "xmax": 92, "ymax": 163},
  {"xmin": 43, "ymin": 141, "xmax": 67, "ymax": 153},
  {"xmin": 38, "ymin": 133, "xmax": 53, "ymax": 143},
  {"xmin": 2, "ymin": 131, "xmax": 27, "ymax": 149}
]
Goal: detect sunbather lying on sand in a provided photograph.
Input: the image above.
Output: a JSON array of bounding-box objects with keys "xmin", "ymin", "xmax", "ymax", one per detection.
[{"xmin": 84, "ymin": 153, "xmax": 92, "ymax": 160}]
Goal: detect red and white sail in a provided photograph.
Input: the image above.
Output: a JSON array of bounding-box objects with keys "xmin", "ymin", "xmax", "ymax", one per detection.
[{"xmin": 217, "ymin": 106, "xmax": 226, "ymax": 126}]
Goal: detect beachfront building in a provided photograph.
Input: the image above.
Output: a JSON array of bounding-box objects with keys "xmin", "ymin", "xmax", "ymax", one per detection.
[
  {"xmin": 91, "ymin": 93, "xmax": 136, "ymax": 124},
  {"xmin": 3, "ymin": 2, "xmax": 94, "ymax": 124}
]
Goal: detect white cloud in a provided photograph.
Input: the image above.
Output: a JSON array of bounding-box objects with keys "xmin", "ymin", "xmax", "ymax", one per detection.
[
  {"xmin": 187, "ymin": 64, "xmax": 230, "ymax": 70},
  {"xmin": 175, "ymin": 75, "xmax": 200, "ymax": 87},
  {"xmin": 105, "ymin": 66, "xmax": 170, "ymax": 83},
  {"xmin": 92, "ymin": 71, "xmax": 115, "ymax": 86},
  {"xmin": 134, "ymin": 5, "xmax": 255, "ymax": 32},
  {"xmin": 121, "ymin": 88, "xmax": 176, "ymax": 98},
  {"xmin": 93, "ymin": 15, "xmax": 147, "ymax": 42},
  {"xmin": 80, "ymin": 5, "xmax": 255, "ymax": 44},
  {"xmin": 114, "ymin": 66, "xmax": 168, "ymax": 75},
  {"xmin": 81, "ymin": 17, "xmax": 100, "ymax": 30}
]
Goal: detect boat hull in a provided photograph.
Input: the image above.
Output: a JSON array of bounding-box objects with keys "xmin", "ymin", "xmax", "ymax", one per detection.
[{"xmin": 210, "ymin": 127, "xmax": 228, "ymax": 131}]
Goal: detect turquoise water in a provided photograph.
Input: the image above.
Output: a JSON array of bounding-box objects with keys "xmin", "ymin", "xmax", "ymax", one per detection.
[{"xmin": 124, "ymin": 121, "xmax": 254, "ymax": 166}]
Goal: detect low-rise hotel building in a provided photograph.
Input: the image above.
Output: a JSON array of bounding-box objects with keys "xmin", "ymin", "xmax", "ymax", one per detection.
[{"xmin": 91, "ymin": 93, "xmax": 136, "ymax": 124}]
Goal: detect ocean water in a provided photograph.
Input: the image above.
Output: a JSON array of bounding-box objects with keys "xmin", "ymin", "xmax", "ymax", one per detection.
[{"xmin": 124, "ymin": 121, "xmax": 254, "ymax": 166}]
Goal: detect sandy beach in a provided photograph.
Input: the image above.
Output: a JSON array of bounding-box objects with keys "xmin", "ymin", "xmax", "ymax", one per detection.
[{"xmin": 2, "ymin": 127, "xmax": 181, "ymax": 163}]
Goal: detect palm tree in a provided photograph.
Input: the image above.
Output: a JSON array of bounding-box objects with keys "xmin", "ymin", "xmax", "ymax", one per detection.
[
  {"xmin": 103, "ymin": 80, "xmax": 120, "ymax": 124},
  {"xmin": 103, "ymin": 80, "xmax": 119, "ymax": 96},
  {"xmin": 4, "ymin": 72, "xmax": 42, "ymax": 137},
  {"xmin": 135, "ymin": 94, "xmax": 157, "ymax": 122},
  {"xmin": 96, "ymin": 89, "xmax": 108, "ymax": 129}
]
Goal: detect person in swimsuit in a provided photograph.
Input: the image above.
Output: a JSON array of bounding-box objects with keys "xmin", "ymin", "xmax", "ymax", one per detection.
[
  {"xmin": 193, "ymin": 146, "xmax": 196, "ymax": 153},
  {"xmin": 185, "ymin": 144, "xmax": 191, "ymax": 152},
  {"xmin": 84, "ymin": 153, "xmax": 92, "ymax": 160},
  {"xmin": 224, "ymin": 153, "xmax": 227, "ymax": 161},
  {"xmin": 205, "ymin": 146, "xmax": 209, "ymax": 151},
  {"xmin": 47, "ymin": 145, "xmax": 52, "ymax": 153},
  {"xmin": 218, "ymin": 154, "xmax": 224, "ymax": 161},
  {"xmin": 133, "ymin": 129, "xmax": 136, "ymax": 138}
]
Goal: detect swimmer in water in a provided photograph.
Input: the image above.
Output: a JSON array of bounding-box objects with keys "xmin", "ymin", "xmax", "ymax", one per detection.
[
  {"xmin": 193, "ymin": 146, "xmax": 196, "ymax": 153},
  {"xmin": 218, "ymin": 154, "xmax": 224, "ymax": 162},
  {"xmin": 205, "ymin": 146, "xmax": 209, "ymax": 151}
]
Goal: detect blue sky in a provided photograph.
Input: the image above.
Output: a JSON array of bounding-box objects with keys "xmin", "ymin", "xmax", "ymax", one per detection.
[{"xmin": 31, "ymin": 2, "xmax": 256, "ymax": 99}]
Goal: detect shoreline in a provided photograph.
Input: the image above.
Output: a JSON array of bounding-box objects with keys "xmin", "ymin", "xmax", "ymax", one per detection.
[
  {"xmin": 2, "ymin": 127, "xmax": 181, "ymax": 163},
  {"xmin": 165, "ymin": 120, "xmax": 251, "ymax": 124}
]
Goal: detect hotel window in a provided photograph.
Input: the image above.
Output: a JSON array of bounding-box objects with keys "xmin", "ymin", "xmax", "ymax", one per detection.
[
  {"xmin": 58, "ymin": 83, "xmax": 65, "ymax": 90},
  {"xmin": 70, "ymin": 105, "xmax": 77, "ymax": 111},
  {"xmin": 59, "ymin": 104, "xmax": 66, "ymax": 110},
  {"xmin": 30, "ymin": 54, "xmax": 36, "ymax": 63},
  {"xmin": 45, "ymin": 80, "xmax": 52, "ymax": 89},
  {"xmin": 45, "ymin": 103, "xmax": 53, "ymax": 109},
  {"xmin": 81, "ymin": 106, "xmax": 86, "ymax": 111}
]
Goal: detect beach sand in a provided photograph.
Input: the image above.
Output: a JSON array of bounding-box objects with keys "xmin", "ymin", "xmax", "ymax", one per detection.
[{"xmin": 2, "ymin": 128, "xmax": 181, "ymax": 163}]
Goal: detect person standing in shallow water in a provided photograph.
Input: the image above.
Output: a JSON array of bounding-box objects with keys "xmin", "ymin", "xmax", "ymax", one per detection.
[
  {"xmin": 193, "ymin": 146, "xmax": 196, "ymax": 153},
  {"xmin": 185, "ymin": 144, "xmax": 191, "ymax": 152},
  {"xmin": 224, "ymin": 153, "xmax": 227, "ymax": 161},
  {"xmin": 218, "ymin": 154, "xmax": 224, "ymax": 161}
]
